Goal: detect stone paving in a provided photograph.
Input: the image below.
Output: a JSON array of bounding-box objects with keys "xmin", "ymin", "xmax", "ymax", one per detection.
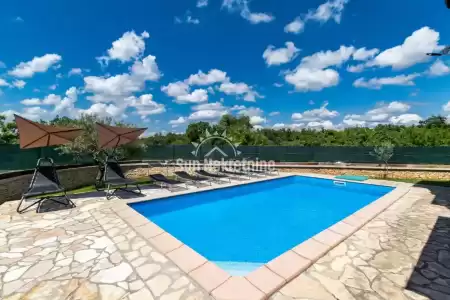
[
  {"xmin": 270, "ymin": 185, "xmax": 450, "ymax": 300},
  {"xmin": 0, "ymin": 176, "xmax": 450, "ymax": 299},
  {"xmin": 0, "ymin": 190, "xmax": 213, "ymax": 300}
]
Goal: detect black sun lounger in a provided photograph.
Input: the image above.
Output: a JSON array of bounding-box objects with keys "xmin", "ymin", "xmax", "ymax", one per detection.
[
  {"xmin": 17, "ymin": 158, "xmax": 75, "ymax": 213},
  {"xmin": 217, "ymin": 168, "xmax": 252, "ymax": 180},
  {"xmin": 150, "ymin": 173, "xmax": 188, "ymax": 190},
  {"xmin": 103, "ymin": 160, "xmax": 142, "ymax": 200},
  {"xmin": 195, "ymin": 170, "xmax": 231, "ymax": 183},
  {"xmin": 174, "ymin": 171, "xmax": 212, "ymax": 186}
]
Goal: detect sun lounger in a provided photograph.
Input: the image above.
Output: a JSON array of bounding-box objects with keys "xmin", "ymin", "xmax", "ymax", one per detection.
[
  {"xmin": 195, "ymin": 170, "xmax": 231, "ymax": 183},
  {"xmin": 17, "ymin": 158, "xmax": 75, "ymax": 213},
  {"xmin": 149, "ymin": 173, "xmax": 188, "ymax": 190},
  {"xmin": 174, "ymin": 171, "xmax": 212, "ymax": 186},
  {"xmin": 103, "ymin": 160, "xmax": 142, "ymax": 199},
  {"xmin": 216, "ymin": 168, "xmax": 252, "ymax": 180}
]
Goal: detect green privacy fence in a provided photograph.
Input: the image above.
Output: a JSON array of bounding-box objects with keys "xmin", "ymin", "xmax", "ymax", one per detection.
[{"xmin": 2, "ymin": 144, "xmax": 450, "ymax": 172}]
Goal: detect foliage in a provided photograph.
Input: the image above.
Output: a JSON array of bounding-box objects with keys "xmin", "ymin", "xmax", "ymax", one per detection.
[
  {"xmin": 43, "ymin": 114, "xmax": 147, "ymax": 163},
  {"xmin": 0, "ymin": 115, "xmax": 17, "ymax": 144},
  {"xmin": 4, "ymin": 113, "xmax": 450, "ymax": 152},
  {"xmin": 370, "ymin": 141, "xmax": 395, "ymax": 178}
]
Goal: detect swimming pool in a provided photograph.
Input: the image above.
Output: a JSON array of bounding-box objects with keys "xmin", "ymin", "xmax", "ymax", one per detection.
[{"xmin": 130, "ymin": 176, "xmax": 393, "ymax": 275}]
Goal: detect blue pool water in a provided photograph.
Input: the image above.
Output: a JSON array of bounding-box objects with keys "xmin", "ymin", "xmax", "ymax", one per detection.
[{"xmin": 130, "ymin": 176, "xmax": 393, "ymax": 275}]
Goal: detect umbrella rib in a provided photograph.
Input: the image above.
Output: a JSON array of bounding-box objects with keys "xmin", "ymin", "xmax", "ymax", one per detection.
[{"xmin": 22, "ymin": 133, "xmax": 48, "ymax": 149}]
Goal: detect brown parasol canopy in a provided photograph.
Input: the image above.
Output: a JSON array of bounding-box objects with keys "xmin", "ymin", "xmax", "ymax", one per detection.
[
  {"xmin": 95, "ymin": 123, "xmax": 147, "ymax": 150},
  {"xmin": 14, "ymin": 114, "xmax": 83, "ymax": 149}
]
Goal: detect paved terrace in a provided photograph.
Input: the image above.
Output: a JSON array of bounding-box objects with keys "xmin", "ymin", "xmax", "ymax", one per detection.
[{"xmin": 0, "ymin": 174, "xmax": 449, "ymax": 300}]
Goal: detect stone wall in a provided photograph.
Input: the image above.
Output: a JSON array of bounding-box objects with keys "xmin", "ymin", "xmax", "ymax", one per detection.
[
  {"xmin": 281, "ymin": 168, "xmax": 450, "ymax": 180},
  {"xmin": 0, "ymin": 164, "xmax": 142, "ymax": 202}
]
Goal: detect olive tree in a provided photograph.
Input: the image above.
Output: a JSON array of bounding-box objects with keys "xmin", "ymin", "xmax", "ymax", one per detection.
[{"xmin": 370, "ymin": 141, "xmax": 394, "ymax": 178}]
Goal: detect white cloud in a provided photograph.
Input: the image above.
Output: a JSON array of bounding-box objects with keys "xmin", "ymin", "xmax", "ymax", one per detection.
[
  {"xmin": 263, "ymin": 42, "xmax": 300, "ymax": 66},
  {"xmin": 238, "ymin": 107, "xmax": 263, "ymax": 117},
  {"xmin": 307, "ymin": 0, "xmax": 349, "ymax": 24},
  {"xmin": 284, "ymin": 18, "xmax": 304, "ymax": 34},
  {"xmin": 299, "ymin": 45, "xmax": 355, "ymax": 69},
  {"xmin": 292, "ymin": 102, "xmax": 339, "ymax": 122},
  {"xmin": 0, "ymin": 61, "xmax": 6, "ymax": 68},
  {"xmin": 367, "ymin": 26, "xmax": 440, "ymax": 70},
  {"xmin": 169, "ymin": 117, "xmax": 188, "ymax": 127},
  {"xmin": 161, "ymin": 81, "xmax": 208, "ymax": 104},
  {"xmin": 0, "ymin": 79, "xmax": 9, "ymax": 87},
  {"xmin": 250, "ymin": 116, "xmax": 266, "ymax": 125},
  {"xmin": 9, "ymin": 54, "xmax": 62, "ymax": 78},
  {"xmin": 186, "ymin": 69, "xmax": 229, "ymax": 85},
  {"xmin": 21, "ymin": 98, "xmax": 41, "ymax": 106},
  {"xmin": 12, "ymin": 80, "xmax": 26, "ymax": 89},
  {"xmin": 273, "ymin": 83, "xmax": 283, "ymax": 87},
  {"xmin": 162, "ymin": 81, "xmax": 190, "ymax": 97},
  {"xmin": 192, "ymin": 102, "xmax": 226, "ymax": 111},
  {"xmin": 285, "ymin": 68, "xmax": 339, "ymax": 91},
  {"xmin": 269, "ymin": 111, "xmax": 280, "ymax": 116},
  {"xmin": 197, "ymin": 0, "xmax": 208, "ymax": 8},
  {"xmin": 175, "ymin": 12, "xmax": 200, "ymax": 25},
  {"xmin": 84, "ymin": 55, "xmax": 160, "ymax": 103},
  {"xmin": 389, "ymin": 114, "xmax": 422, "ymax": 125},
  {"xmin": 81, "ymin": 103, "xmax": 127, "ymax": 119},
  {"xmin": 130, "ymin": 55, "xmax": 161, "ymax": 81},
  {"xmin": 285, "ymin": 0, "xmax": 349, "ymax": 35},
  {"xmin": 175, "ymin": 89, "xmax": 208, "ymax": 104},
  {"xmin": 427, "ymin": 60, "xmax": 450, "ymax": 77},
  {"xmin": 222, "ymin": 0, "xmax": 274, "ymax": 24},
  {"xmin": 97, "ymin": 31, "xmax": 149, "ymax": 65},
  {"xmin": 230, "ymin": 105, "xmax": 246, "ymax": 111},
  {"xmin": 42, "ymin": 94, "xmax": 62, "ymax": 105},
  {"xmin": 68, "ymin": 68, "xmax": 83, "ymax": 76},
  {"xmin": 343, "ymin": 101, "xmax": 414, "ymax": 127},
  {"xmin": 14, "ymin": 16, "xmax": 24, "ymax": 22},
  {"xmin": 242, "ymin": 12, "xmax": 274, "ymax": 24},
  {"xmin": 188, "ymin": 109, "xmax": 226, "ymax": 121},
  {"xmin": 126, "ymin": 94, "xmax": 166, "ymax": 118},
  {"xmin": 352, "ymin": 47, "xmax": 379, "ymax": 61},
  {"xmin": 219, "ymin": 81, "xmax": 262, "ymax": 101},
  {"xmin": 346, "ymin": 64, "xmax": 365, "ymax": 73},
  {"xmin": 49, "ymin": 84, "xmax": 57, "ymax": 90},
  {"xmin": 443, "ymin": 101, "xmax": 450, "ymax": 112},
  {"xmin": 306, "ymin": 120, "xmax": 335, "ymax": 130},
  {"xmin": 353, "ymin": 73, "xmax": 419, "ymax": 89}
]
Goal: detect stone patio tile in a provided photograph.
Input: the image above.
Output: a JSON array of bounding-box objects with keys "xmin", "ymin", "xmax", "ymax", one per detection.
[
  {"xmin": 312, "ymin": 229, "xmax": 345, "ymax": 247},
  {"xmin": 167, "ymin": 245, "xmax": 207, "ymax": 273},
  {"xmin": 328, "ymin": 221, "xmax": 357, "ymax": 237},
  {"xmin": 212, "ymin": 276, "xmax": 265, "ymax": 300},
  {"xmin": 149, "ymin": 232, "xmax": 182, "ymax": 254},
  {"xmin": 341, "ymin": 214, "xmax": 366, "ymax": 227},
  {"xmin": 246, "ymin": 266, "xmax": 285, "ymax": 295},
  {"xmin": 292, "ymin": 238, "xmax": 330, "ymax": 261},
  {"xmin": 189, "ymin": 262, "xmax": 230, "ymax": 293},
  {"xmin": 134, "ymin": 221, "xmax": 164, "ymax": 239},
  {"xmin": 266, "ymin": 251, "xmax": 312, "ymax": 281}
]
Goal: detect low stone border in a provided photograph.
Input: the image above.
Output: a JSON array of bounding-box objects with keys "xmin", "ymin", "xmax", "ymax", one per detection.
[{"xmin": 104, "ymin": 174, "xmax": 410, "ymax": 300}]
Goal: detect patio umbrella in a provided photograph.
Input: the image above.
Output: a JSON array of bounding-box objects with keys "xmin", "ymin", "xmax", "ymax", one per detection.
[
  {"xmin": 14, "ymin": 114, "xmax": 83, "ymax": 149},
  {"xmin": 95, "ymin": 123, "xmax": 147, "ymax": 151}
]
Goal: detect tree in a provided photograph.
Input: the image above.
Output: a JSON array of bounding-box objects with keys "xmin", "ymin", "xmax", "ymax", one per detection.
[
  {"xmin": 370, "ymin": 142, "xmax": 394, "ymax": 178},
  {"xmin": 0, "ymin": 115, "xmax": 17, "ymax": 144},
  {"xmin": 49, "ymin": 114, "xmax": 146, "ymax": 163},
  {"xmin": 419, "ymin": 115, "xmax": 448, "ymax": 128}
]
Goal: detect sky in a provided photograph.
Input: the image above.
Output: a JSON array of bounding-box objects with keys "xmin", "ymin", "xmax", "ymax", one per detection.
[{"xmin": 1, "ymin": 0, "xmax": 450, "ymax": 135}]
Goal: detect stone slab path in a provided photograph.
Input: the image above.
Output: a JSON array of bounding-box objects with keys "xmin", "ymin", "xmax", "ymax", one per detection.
[
  {"xmin": 270, "ymin": 185, "xmax": 450, "ymax": 300},
  {"xmin": 1, "ymin": 178, "xmax": 450, "ymax": 299},
  {"xmin": 0, "ymin": 194, "xmax": 213, "ymax": 300}
]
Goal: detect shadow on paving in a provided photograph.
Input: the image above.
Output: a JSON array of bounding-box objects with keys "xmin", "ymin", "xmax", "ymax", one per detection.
[{"xmin": 406, "ymin": 215, "xmax": 450, "ymax": 300}]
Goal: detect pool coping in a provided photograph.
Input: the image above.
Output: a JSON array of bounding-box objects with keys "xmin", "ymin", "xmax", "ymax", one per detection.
[{"xmin": 111, "ymin": 173, "xmax": 411, "ymax": 300}]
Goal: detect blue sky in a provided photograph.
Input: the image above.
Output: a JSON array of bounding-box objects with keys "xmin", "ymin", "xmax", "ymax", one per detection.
[{"xmin": 1, "ymin": 0, "xmax": 450, "ymax": 134}]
